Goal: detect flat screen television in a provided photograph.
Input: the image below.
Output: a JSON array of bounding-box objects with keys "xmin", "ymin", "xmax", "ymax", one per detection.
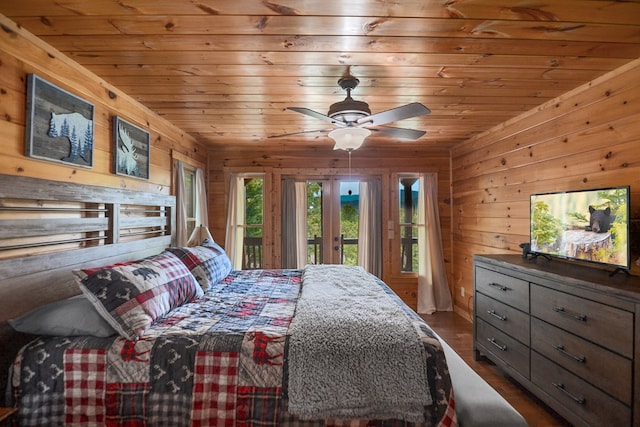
[{"xmin": 529, "ymin": 186, "xmax": 630, "ymax": 272}]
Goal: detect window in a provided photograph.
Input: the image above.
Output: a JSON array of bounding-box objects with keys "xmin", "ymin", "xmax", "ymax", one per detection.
[
  {"xmin": 399, "ymin": 176, "xmax": 419, "ymax": 272},
  {"xmin": 242, "ymin": 176, "xmax": 264, "ymax": 269},
  {"xmin": 183, "ymin": 167, "xmax": 196, "ymax": 239},
  {"xmin": 244, "ymin": 177, "xmax": 263, "ymax": 239},
  {"xmin": 226, "ymin": 173, "xmax": 268, "ymax": 269},
  {"xmin": 174, "ymin": 152, "xmax": 207, "ymax": 247}
]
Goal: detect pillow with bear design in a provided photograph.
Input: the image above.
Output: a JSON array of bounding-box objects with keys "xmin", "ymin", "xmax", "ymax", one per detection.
[
  {"xmin": 166, "ymin": 238, "xmax": 233, "ymax": 292},
  {"xmin": 74, "ymin": 251, "xmax": 203, "ymax": 340}
]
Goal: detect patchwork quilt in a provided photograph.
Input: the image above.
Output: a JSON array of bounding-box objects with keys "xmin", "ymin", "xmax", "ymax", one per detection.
[{"xmin": 9, "ymin": 269, "xmax": 456, "ymax": 427}]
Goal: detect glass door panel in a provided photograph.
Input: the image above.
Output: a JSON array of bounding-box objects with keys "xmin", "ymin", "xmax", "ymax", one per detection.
[
  {"xmin": 306, "ymin": 181, "xmax": 324, "ymax": 264},
  {"xmin": 339, "ymin": 181, "xmax": 359, "ymax": 265}
]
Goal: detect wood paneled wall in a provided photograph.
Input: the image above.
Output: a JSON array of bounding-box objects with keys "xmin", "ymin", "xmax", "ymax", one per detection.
[
  {"xmin": 207, "ymin": 143, "xmax": 453, "ymax": 310},
  {"xmin": 451, "ymin": 58, "xmax": 640, "ymax": 320},
  {"xmin": 0, "ymin": 15, "xmax": 206, "ymax": 195}
]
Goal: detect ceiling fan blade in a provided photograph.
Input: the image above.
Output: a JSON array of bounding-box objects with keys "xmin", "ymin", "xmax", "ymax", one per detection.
[
  {"xmin": 357, "ymin": 102, "xmax": 430, "ymax": 126},
  {"xmin": 268, "ymin": 128, "xmax": 333, "ymax": 138},
  {"xmin": 287, "ymin": 107, "xmax": 345, "ymax": 126},
  {"xmin": 371, "ymin": 126, "xmax": 426, "ymax": 140}
]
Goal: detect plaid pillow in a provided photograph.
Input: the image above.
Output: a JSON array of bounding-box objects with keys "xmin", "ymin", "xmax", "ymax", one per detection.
[
  {"xmin": 74, "ymin": 251, "xmax": 203, "ymax": 340},
  {"xmin": 166, "ymin": 238, "xmax": 233, "ymax": 292}
]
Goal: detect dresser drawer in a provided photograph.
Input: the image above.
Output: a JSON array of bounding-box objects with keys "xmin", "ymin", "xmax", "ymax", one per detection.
[
  {"xmin": 530, "ymin": 284, "xmax": 633, "ymax": 358},
  {"xmin": 476, "ymin": 293, "xmax": 529, "ymax": 344},
  {"xmin": 531, "ymin": 352, "xmax": 630, "ymax": 427},
  {"xmin": 476, "ymin": 318, "xmax": 529, "ymax": 378},
  {"xmin": 531, "ymin": 317, "xmax": 631, "ymax": 405},
  {"xmin": 475, "ymin": 267, "xmax": 529, "ymax": 312}
]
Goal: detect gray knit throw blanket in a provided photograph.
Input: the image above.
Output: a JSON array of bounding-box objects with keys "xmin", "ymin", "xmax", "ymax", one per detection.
[{"xmin": 287, "ymin": 265, "xmax": 432, "ymax": 423}]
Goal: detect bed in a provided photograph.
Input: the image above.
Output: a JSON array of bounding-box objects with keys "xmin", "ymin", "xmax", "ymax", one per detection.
[{"xmin": 0, "ymin": 174, "xmax": 527, "ymax": 427}]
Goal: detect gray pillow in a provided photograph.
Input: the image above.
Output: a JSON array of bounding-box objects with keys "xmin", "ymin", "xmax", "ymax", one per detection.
[{"xmin": 8, "ymin": 295, "xmax": 117, "ymax": 337}]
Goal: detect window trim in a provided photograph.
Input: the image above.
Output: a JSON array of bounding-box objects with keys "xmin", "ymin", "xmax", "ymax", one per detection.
[
  {"xmin": 393, "ymin": 172, "xmax": 422, "ymax": 277},
  {"xmin": 172, "ymin": 150, "xmax": 207, "ymax": 246},
  {"xmin": 224, "ymin": 168, "xmax": 272, "ymax": 267}
]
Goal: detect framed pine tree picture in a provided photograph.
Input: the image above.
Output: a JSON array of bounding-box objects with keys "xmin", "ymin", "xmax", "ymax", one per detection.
[{"xmin": 25, "ymin": 74, "xmax": 94, "ymax": 168}]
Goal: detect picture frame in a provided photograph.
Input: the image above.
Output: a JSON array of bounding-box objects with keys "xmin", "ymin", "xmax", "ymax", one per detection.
[
  {"xmin": 113, "ymin": 116, "xmax": 150, "ymax": 180},
  {"xmin": 25, "ymin": 74, "xmax": 95, "ymax": 168}
]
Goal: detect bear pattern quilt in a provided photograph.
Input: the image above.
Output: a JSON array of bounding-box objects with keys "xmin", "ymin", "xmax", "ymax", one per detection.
[{"xmin": 9, "ymin": 269, "xmax": 456, "ymax": 427}]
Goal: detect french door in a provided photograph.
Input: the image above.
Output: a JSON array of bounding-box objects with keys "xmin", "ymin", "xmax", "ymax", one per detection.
[{"xmin": 306, "ymin": 178, "xmax": 360, "ymax": 265}]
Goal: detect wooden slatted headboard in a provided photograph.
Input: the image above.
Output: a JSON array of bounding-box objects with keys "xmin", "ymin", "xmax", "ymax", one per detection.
[{"xmin": 0, "ymin": 174, "xmax": 176, "ymax": 402}]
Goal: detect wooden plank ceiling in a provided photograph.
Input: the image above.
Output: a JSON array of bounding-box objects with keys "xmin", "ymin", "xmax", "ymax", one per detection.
[{"xmin": 2, "ymin": 0, "xmax": 640, "ymax": 151}]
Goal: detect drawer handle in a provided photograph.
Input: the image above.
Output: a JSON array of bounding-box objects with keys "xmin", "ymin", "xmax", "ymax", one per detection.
[
  {"xmin": 487, "ymin": 310, "xmax": 507, "ymax": 321},
  {"xmin": 552, "ymin": 344, "xmax": 586, "ymax": 363},
  {"xmin": 552, "ymin": 306, "xmax": 587, "ymax": 322},
  {"xmin": 552, "ymin": 382, "xmax": 586, "ymax": 405},
  {"xmin": 487, "ymin": 337, "xmax": 507, "ymax": 351},
  {"xmin": 488, "ymin": 282, "xmax": 510, "ymax": 292}
]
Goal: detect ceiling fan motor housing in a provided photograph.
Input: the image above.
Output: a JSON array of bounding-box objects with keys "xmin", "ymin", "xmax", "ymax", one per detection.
[
  {"xmin": 328, "ymin": 98, "xmax": 371, "ymax": 124},
  {"xmin": 328, "ymin": 74, "xmax": 372, "ymax": 125}
]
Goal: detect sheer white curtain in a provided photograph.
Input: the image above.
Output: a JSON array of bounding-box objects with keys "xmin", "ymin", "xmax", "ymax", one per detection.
[
  {"xmin": 185, "ymin": 167, "xmax": 211, "ymax": 246},
  {"xmin": 175, "ymin": 160, "xmax": 188, "ymax": 246},
  {"xmin": 225, "ymin": 174, "xmax": 245, "ymax": 269},
  {"xmin": 417, "ymin": 174, "xmax": 453, "ymax": 314},
  {"xmin": 282, "ymin": 179, "xmax": 308, "ymax": 268},
  {"xmin": 194, "ymin": 168, "xmax": 208, "ymax": 229},
  {"xmin": 357, "ymin": 179, "xmax": 382, "ymax": 277}
]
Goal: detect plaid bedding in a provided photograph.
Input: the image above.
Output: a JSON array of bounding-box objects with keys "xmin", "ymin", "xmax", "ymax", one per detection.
[{"xmin": 9, "ymin": 269, "xmax": 456, "ymax": 427}]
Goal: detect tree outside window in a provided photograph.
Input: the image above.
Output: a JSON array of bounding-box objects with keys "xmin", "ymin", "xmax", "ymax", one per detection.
[
  {"xmin": 243, "ymin": 177, "xmax": 264, "ymax": 268},
  {"xmin": 244, "ymin": 177, "xmax": 264, "ymax": 239}
]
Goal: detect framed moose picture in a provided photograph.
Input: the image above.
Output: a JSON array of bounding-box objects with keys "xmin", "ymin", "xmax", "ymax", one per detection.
[
  {"xmin": 113, "ymin": 116, "xmax": 150, "ymax": 180},
  {"xmin": 25, "ymin": 74, "xmax": 95, "ymax": 168}
]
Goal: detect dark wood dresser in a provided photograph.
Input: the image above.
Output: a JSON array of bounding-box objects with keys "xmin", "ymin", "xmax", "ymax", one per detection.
[{"xmin": 473, "ymin": 254, "xmax": 640, "ymax": 427}]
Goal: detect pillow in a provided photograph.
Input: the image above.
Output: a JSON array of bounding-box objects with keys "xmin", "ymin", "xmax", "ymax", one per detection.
[
  {"xmin": 8, "ymin": 295, "xmax": 117, "ymax": 337},
  {"xmin": 74, "ymin": 251, "xmax": 203, "ymax": 340},
  {"xmin": 166, "ymin": 238, "xmax": 233, "ymax": 292}
]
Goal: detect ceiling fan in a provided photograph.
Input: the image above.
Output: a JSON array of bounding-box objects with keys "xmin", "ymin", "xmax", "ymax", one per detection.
[{"xmin": 271, "ymin": 71, "xmax": 431, "ymax": 151}]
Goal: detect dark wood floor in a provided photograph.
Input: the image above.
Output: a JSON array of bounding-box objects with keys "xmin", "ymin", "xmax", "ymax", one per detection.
[{"xmin": 423, "ymin": 311, "xmax": 573, "ymax": 427}]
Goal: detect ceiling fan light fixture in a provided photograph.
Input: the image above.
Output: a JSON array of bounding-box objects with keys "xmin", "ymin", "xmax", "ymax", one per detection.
[{"xmin": 329, "ymin": 127, "xmax": 371, "ymax": 151}]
